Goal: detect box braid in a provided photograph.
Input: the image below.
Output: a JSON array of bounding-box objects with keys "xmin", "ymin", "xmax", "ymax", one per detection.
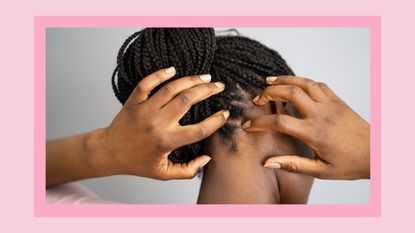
[{"xmin": 112, "ymin": 28, "xmax": 295, "ymax": 163}]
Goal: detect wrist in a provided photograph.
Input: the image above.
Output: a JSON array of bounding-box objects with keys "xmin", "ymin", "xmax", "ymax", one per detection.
[{"xmin": 85, "ymin": 128, "xmax": 119, "ymax": 177}]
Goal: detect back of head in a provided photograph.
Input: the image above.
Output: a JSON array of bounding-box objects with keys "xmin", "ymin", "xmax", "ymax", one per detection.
[{"xmin": 112, "ymin": 28, "xmax": 295, "ymax": 163}]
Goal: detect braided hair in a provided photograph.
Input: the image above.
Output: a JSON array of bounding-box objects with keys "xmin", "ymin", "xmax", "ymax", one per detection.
[{"xmin": 112, "ymin": 28, "xmax": 294, "ymax": 163}]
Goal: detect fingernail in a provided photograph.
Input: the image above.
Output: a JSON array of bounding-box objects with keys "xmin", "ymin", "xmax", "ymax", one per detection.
[
  {"xmin": 165, "ymin": 66, "xmax": 175, "ymax": 74},
  {"xmin": 264, "ymin": 162, "xmax": 281, "ymax": 169},
  {"xmin": 200, "ymin": 157, "xmax": 212, "ymax": 168},
  {"xmin": 253, "ymin": 95, "xmax": 260, "ymax": 103},
  {"xmin": 215, "ymin": 82, "xmax": 225, "ymax": 89},
  {"xmin": 242, "ymin": 120, "xmax": 251, "ymax": 129},
  {"xmin": 222, "ymin": 110, "xmax": 230, "ymax": 119},
  {"xmin": 266, "ymin": 76, "xmax": 278, "ymax": 83},
  {"xmin": 200, "ymin": 74, "xmax": 211, "ymax": 83}
]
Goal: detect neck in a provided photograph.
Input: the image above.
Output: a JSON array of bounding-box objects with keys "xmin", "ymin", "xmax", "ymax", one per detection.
[{"xmin": 197, "ymin": 129, "xmax": 296, "ymax": 204}]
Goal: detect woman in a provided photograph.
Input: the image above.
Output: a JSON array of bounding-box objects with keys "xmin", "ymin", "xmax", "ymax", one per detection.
[{"xmin": 46, "ymin": 28, "xmax": 369, "ymax": 204}]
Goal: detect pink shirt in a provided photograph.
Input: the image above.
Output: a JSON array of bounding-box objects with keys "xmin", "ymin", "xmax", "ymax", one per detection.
[{"xmin": 46, "ymin": 182, "xmax": 114, "ymax": 204}]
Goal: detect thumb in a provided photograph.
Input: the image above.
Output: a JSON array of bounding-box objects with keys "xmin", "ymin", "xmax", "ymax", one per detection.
[
  {"xmin": 167, "ymin": 155, "xmax": 212, "ymax": 179},
  {"xmin": 264, "ymin": 155, "xmax": 326, "ymax": 178}
]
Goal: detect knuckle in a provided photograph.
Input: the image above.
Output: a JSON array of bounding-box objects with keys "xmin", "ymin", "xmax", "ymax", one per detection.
[
  {"xmin": 196, "ymin": 126, "xmax": 210, "ymax": 138},
  {"xmin": 307, "ymin": 80, "xmax": 319, "ymax": 89},
  {"xmin": 330, "ymin": 97, "xmax": 342, "ymax": 105},
  {"xmin": 289, "ymin": 86, "xmax": 302, "ymax": 97},
  {"xmin": 180, "ymin": 92, "xmax": 194, "ymax": 104},
  {"xmin": 144, "ymin": 122, "xmax": 157, "ymax": 132},
  {"xmin": 302, "ymin": 77, "xmax": 313, "ymax": 83},
  {"xmin": 135, "ymin": 83, "xmax": 147, "ymax": 94},
  {"xmin": 156, "ymin": 136, "xmax": 173, "ymax": 151},
  {"xmin": 319, "ymin": 114, "xmax": 332, "ymax": 124},
  {"xmin": 160, "ymin": 83, "xmax": 176, "ymax": 95},
  {"xmin": 286, "ymin": 162, "xmax": 299, "ymax": 173},
  {"xmin": 277, "ymin": 76, "xmax": 287, "ymax": 82},
  {"xmin": 123, "ymin": 100, "xmax": 139, "ymax": 112},
  {"xmin": 273, "ymin": 115, "xmax": 288, "ymax": 131},
  {"xmin": 311, "ymin": 131, "xmax": 327, "ymax": 148},
  {"xmin": 318, "ymin": 82, "xmax": 328, "ymax": 88}
]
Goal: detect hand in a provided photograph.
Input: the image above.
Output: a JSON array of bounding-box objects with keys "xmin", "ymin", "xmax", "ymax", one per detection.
[
  {"xmin": 242, "ymin": 76, "xmax": 370, "ymax": 180},
  {"xmin": 93, "ymin": 67, "xmax": 229, "ymax": 180}
]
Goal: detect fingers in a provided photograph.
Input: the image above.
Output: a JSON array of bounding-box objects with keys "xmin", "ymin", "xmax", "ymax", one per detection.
[
  {"xmin": 264, "ymin": 155, "xmax": 328, "ymax": 178},
  {"xmin": 174, "ymin": 110, "xmax": 230, "ymax": 147},
  {"xmin": 317, "ymin": 82, "xmax": 338, "ymax": 99},
  {"xmin": 125, "ymin": 67, "xmax": 176, "ymax": 106},
  {"xmin": 148, "ymin": 73, "xmax": 214, "ymax": 108},
  {"xmin": 254, "ymin": 85, "xmax": 315, "ymax": 116},
  {"xmin": 165, "ymin": 155, "xmax": 212, "ymax": 179},
  {"xmin": 163, "ymin": 82, "xmax": 225, "ymax": 120},
  {"xmin": 242, "ymin": 114, "xmax": 310, "ymax": 142},
  {"xmin": 266, "ymin": 75, "xmax": 327, "ymax": 102}
]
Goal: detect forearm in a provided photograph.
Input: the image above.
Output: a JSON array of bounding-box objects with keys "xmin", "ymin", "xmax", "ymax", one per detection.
[{"xmin": 46, "ymin": 128, "xmax": 114, "ymax": 188}]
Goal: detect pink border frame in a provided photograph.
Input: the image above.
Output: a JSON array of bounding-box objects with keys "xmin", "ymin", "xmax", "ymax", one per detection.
[{"xmin": 34, "ymin": 16, "xmax": 381, "ymax": 217}]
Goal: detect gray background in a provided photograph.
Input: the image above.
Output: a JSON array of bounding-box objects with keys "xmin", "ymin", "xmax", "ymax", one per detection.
[{"xmin": 46, "ymin": 28, "xmax": 370, "ymax": 204}]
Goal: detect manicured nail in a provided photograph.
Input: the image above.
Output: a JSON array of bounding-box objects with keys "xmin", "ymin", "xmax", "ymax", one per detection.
[
  {"xmin": 222, "ymin": 110, "xmax": 230, "ymax": 119},
  {"xmin": 215, "ymin": 82, "xmax": 225, "ymax": 89},
  {"xmin": 200, "ymin": 74, "xmax": 211, "ymax": 83},
  {"xmin": 264, "ymin": 162, "xmax": 281, "ymax": 169},
  {"xmin": 253, "ymin": 95, "xmax": 260, "ymax": 103},
  {"xmin": 242, "ymin": 120, "xmax": 251, "ymax": 129},
  {"xmin": 266, "ymin": 76, "xmax": 278, "ymax": 83},
  {"xmin": 200, "ymin": 157, "xmax": 212, "ymax": 168},
  {"xmin": 165, "ymin": 66, "xmax": 175, "ymax": 74}
]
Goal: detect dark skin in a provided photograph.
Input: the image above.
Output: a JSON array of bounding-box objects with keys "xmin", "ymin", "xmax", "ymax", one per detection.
[
  {"xmin": 47, "ymin": 68, "xmax": 313, "ymax": 204},
  {"xmin": 243, "ymin": 76, "xmax": 370, "ymax": 180},
  {"xmin": 48, "ymin": 69, "xmax": 369, "ymax": 198},
  {"xmin": 47, "ymin": 67, "xmax": 229, "ymax": 188},
  {"xmin": 197, "ymin": 98, "xmax": 314, "ymax": 204}
]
